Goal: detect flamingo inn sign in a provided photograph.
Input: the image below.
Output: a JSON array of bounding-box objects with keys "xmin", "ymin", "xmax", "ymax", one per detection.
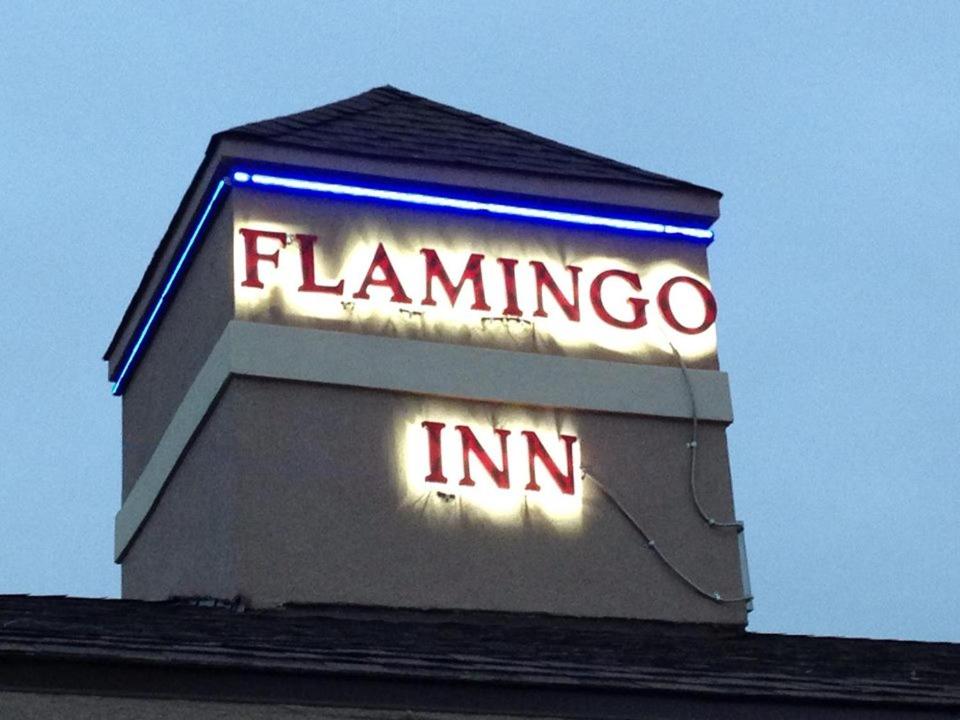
[
  {"xmin": 106, "ymin": 88, "xmax": 747, "ymax": 623},
  {"xmin": 234, "ymin": 213, "xmax": 715, "ymax": 515},
  {"xmin": 236, "ymin": 226, "xmax": 718, "ymax": 344},
  {"xmin": 230, "ymin": 186, "xmax": 718, "ymax": 513}
]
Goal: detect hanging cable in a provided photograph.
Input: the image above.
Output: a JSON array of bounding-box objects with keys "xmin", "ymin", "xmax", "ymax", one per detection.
[
  {"xmin": 667, "ymin": 341, "xmax": 743, "ymax": 530},
  {"xmin": 583, "ymin": 469, "xmax": 752, "ymax": 604}
]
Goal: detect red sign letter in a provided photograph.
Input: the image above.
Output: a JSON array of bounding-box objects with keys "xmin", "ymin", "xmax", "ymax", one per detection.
[
  {"xmin": 497, "ymin": 258, "xmax": 523, "ymax": 317},
  {"xmin": 296, "ymin": 234, "xmax": 344, "ymax": 295},
  {"xmin": 589, "ymin": 269, "xmax": 648, "ymax": 329},
  {"xmin": 422, "ymin": 421, "xmax": 447, "ymax": 484},
  {"xmin": 531, "ymin": 262, "xmax": 582, "ymax": 321},
  {"xmin": 522, "ymin": 431, "xmax": 577, "ymax": 495},
  {"xmin": 421, "ymin": 249, "xmax": 491, "ymax": 311},
  {"xmin": 239, "ymin": 228, "xmax": 287, "ymax": 289},
  {"xmin": 657, "ymin": 276, "xmax": 717, "ymax": 334},
  {"xmin": 455, "ymin": 425, "xmax": 510, "ymax": 489},
  {"xmin": 353, "ymin": 243, "xmax": 413, "ymax": 304}
]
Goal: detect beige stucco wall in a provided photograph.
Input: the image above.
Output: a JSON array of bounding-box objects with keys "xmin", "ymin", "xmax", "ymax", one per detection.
[
  {"xmin": 124, "ymin": 376, "xmax": 745, "ymax": 625},
  {"xmin": 121, "ymin": 378, "xmax": 241, "ymax": 599},
  {"xmin": 121, "ymin": 205, "xmax": 235, "ymax": 499}
]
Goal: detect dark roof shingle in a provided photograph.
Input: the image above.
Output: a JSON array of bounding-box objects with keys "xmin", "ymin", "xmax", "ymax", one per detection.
[
  {"xmin": 219, "ymin": 86, "xmax": 718, "ymax": 194},
  {"xmin": 1, "ymin": 595, "xmax": 958, "ymax": 710}
]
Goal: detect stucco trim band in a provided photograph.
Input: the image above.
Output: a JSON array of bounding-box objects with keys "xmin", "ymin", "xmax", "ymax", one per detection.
[{"xmin": 115, "ymin": 320, "xmax": 733, "ymax": 560}]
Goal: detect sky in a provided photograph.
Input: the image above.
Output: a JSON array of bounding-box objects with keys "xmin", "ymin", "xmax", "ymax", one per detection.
[{"xmin": 1, "ymin": 1, "xmax": 958, "ymax": 642}]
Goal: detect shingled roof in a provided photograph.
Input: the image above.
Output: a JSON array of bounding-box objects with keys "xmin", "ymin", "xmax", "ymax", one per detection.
[
  {"xmin": 2, "ymin": 595, "xmax": 959, "ymax": 713},
  {"xmin": 218, "ymin": 86, "xmax": 718, "ymax": 194}
]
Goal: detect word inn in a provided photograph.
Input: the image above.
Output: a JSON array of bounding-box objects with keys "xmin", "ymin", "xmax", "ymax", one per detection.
[{"xmin": 419, "ymin": 421, "xmax": 580, "ymax": 497}]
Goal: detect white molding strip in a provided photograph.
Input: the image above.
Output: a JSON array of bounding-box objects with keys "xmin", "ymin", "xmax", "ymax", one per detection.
[{"xmin": 115, "ymin": 320, "xmax": 733, "ymax": 560}]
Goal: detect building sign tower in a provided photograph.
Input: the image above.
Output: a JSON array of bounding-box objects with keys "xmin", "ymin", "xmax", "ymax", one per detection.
[{"xmin": 104, "ymin": 87, "xmax": 750, "ymax": 625}]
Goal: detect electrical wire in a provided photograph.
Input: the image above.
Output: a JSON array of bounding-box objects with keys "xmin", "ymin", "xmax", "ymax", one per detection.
[
  {"xmin": 576, "ymin": 333, "xmax": 751, "ymax": 605},
  {"xmin": 667, "ymin": 341, "xmax": 743, "ymax": 530},
  {"xmin": 583, "ymin": 469, "xmax": 753, "ymax": 604}
]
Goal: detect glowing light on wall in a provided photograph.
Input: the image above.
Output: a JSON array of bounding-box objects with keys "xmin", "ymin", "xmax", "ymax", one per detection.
[
  {"xmin": 398, "ymin": 409, "xmax": 582, "ymax": 526},
  {"xmin": 231, "ymin": 171, "xmax": 714, "ymax": 242},
  {"xmin": 640, "ymin": 261, "xmax": 718, "ymax": 359},
  {"xmin": 234, "ymin": 228, "xmax": 720, "ymax": 362},
  {"xmin": 111, "ymin": 179, "xmax": 228, "ymax": 395}
]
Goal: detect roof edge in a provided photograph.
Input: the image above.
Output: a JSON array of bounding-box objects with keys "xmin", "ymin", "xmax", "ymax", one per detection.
[
  {"xmin": 102, "ymin": 145, "xmax": 221, "ymax": 361},
  {"xmin": 215, "ymin": 127, "xmax": 723, "ymax": 199},
  {"xmin": 218, "ymin": 85, "xmax": 723, "ymax": 198}
]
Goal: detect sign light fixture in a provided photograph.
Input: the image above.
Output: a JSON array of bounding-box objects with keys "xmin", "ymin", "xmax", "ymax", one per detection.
[{"xmin": 231, "ymin": 172, "xmax": 714, "ymax": 241}]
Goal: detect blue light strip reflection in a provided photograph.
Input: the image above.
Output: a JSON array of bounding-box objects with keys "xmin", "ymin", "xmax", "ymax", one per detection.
[
  {"xmin": 231, "ymin": 171, "xmax": 714, "ymax": 241},
  {"xmin": 113, "ymin": 168, "xmax": 714, "ymax": 395},
  {"xmin": 111, "ymin": 179, "xmax": 228, "ymax": 395}
]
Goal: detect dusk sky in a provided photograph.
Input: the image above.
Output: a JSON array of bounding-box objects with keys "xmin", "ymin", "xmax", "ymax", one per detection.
[{"xmin": 1, "ymin": 1, "xmax": 958, "ymax": 642}]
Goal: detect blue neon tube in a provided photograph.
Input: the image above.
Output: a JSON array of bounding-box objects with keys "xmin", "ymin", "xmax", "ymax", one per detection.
[
  {"xmin": 231, "ymin": 171, "xmax": 714, "ymax": 241},
  {"xmin": 111, "ymin": 179, "xmax": 228, "ymax": 395}
]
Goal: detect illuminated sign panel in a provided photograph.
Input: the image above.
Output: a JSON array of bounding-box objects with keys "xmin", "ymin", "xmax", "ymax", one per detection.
[
  {"xmin": 233, "ymin": 200, "xmax": 719, "ymax": 366},
  {"xmin": 398, "ymin": 409, "xmax": 582, "ymax": 525},
  {"xmin": 222, "ymin": 188, "xmax": 724, "ymax": 529},
  {"xmin": 224, "ymin": 190, "xmax": 722, "ymax": 527}
]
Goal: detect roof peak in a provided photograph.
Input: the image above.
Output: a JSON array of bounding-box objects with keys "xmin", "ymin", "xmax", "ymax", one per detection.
[{"xmin": 217, "ymin": 86, "xmax": 719, "ymax": 195}]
